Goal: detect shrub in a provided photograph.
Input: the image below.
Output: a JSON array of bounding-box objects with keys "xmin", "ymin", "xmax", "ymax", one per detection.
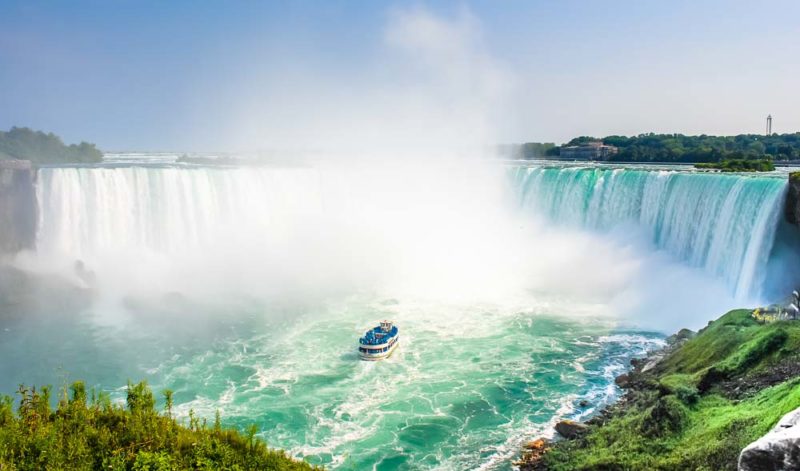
[
  {"xmin": 0, "ymin": 380, "xmax": 318, "ymax": 470},
  {"xmin": 639, "ymin": 395, "xmax": 688, "ymax": 438}
]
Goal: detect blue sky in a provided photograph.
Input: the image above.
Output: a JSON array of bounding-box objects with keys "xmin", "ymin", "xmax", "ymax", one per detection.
[{"xmin": 1, "ymin": 0, "xmax": 798, "ymax": 151}]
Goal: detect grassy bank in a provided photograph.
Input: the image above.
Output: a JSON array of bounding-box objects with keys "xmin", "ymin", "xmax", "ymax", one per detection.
[
  {"xmin": 540, "ymin": 309, "xmax": 800, "ymax": 470},
  {"xmin": 0, "ymin": 380, "xmax": 318, "ymax": 470}
]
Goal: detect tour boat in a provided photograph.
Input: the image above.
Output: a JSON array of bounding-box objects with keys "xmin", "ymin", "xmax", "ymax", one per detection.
[{"xmin": 358, "ymin": 320, "xmax": 399, "ymax": 361}]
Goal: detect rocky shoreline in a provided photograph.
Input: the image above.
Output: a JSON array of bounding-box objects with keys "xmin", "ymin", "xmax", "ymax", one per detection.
[
  {"xmin": 514, "ymin": 328, "xmax": 693, "ymax": 470},
  {"xmin": 515, "ymin": 310, "xmax": 800, "ymax": 470}
]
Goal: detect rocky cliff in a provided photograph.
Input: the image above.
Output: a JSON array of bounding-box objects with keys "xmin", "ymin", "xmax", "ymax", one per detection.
[
  {"xmin": 0, "ymin": 160, "xmax": 37, "ymax": 253},
  {"xmin": 784, "ymin": 172, "xmax": 800, "ymax": 225}
]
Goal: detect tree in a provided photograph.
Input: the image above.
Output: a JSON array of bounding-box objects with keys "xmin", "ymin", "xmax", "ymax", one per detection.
[{"xmin": 0, "ymin": 127, "xmax": 103, "ymax": 163}]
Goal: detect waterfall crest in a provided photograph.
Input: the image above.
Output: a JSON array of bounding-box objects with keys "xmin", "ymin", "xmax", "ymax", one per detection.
[{"xmin": 512, "ymin": 166, "xmax": 787, "ymax": 299}]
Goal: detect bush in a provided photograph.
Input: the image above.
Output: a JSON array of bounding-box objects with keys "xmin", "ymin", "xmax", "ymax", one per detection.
[
  {"xmin": 0, "ymin": 381, "xmax": 318, "ymax": 470},
  {"xmin": 639, "ymin": 395, "xmax": 688, "ymax": 438}
]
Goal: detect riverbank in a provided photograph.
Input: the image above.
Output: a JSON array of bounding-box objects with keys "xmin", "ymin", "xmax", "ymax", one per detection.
[{"xmin": 518, "ymin": 309, "xmax": 800, "ymax": 470}]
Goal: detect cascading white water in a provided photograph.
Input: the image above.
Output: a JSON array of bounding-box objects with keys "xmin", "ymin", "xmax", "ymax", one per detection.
[
  {"xmin": 34, "ymin": 162, "xmax": 542, "ymax": 304},
  {"xmin": 35, "ymin": 163, "xmax": 788, "ymax": 303},
  {"xmin": 512, "ymin": 166, "xmax": 787, "ymax": 299},
  {"xmin": 36, "ymin": 166, "xmax": 325, "ymax": 256}
]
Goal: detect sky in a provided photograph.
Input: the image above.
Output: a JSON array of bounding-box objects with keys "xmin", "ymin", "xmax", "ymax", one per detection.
[{"xmin": 0, "ymin": 0, "xmax": 798, "ymax": 151}]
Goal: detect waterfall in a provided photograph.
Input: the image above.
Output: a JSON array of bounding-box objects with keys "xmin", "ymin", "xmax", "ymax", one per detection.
[
  {"xmin": 511, "ymin": 166, "xmax": 787, "ymax": 299},
  {"xmin": 34, "ymin": 164, "xmax": 789, "ymax": 302},
  {"xmin": 35, "ymin": 166, "xmax": 325, "ymax": 256}
]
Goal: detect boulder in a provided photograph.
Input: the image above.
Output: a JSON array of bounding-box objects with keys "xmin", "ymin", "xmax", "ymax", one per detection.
[
  {"xmin": 739, "ymin": 407, "xmax": 800, "ymax": 470},
  {"xmin": 641, "ymin": 353, "xmax": 665, "ymax": 373},
  {"xmin": 666, "ymin": 328, "xmax": 696, "ymax": 346},
  {"xmin": 630, "ymin": 357, "xmax": 646, "ymax": 369},
  {"xmin": 615, "ymin": 373, "xmax": 631, "ymax": 389},
  {"xmin": 555, "ymin": 420, "xmax": 588, "ymax": 439},
  {"xmin": 514, "ymin": 438, "xmax": 550, "ymax": 470},
  {"xmin": 523, "ymin": 438, "xmax": 549, "ymax": 451}
]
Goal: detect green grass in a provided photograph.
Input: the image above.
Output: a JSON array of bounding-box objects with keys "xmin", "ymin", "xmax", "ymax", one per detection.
[
  {"xmin": 543, "ymin": 309, "xmax": 800, "ymax": 470},
  {"xmin": 0, "ymin": 381, "xmax": 319, "ymax": 470},
  {"xmin": 657, "ymin": 310, "xmax": 757, "ymax": 374}
]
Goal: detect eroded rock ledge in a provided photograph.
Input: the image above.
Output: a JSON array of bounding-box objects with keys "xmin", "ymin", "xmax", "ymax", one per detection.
[
  {"xmin": 0, "ymin": 160, "xmax": 36, "ymax": 254},
  {"xmin": 784, "ymin": 172, "xmax": 800, "ymax": 225}
]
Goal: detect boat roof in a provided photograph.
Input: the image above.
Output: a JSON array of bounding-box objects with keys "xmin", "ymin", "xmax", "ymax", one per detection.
[{"xmin": 359, "ymin": 323, "xmax": 399, "ymax": 345}]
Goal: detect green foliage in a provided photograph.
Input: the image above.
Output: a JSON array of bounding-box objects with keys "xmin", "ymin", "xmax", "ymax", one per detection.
[
  {"xmin": 0, "ymin": 380, "xmax": 319, "ymax": 470},
  {"xmin": 126, "ymin": 380, "xmax": 155, "ymax": 413},
  {"xmin": 639, "ymin": 395, "xmax": 688, "ymax": 438},
  {"xmin": 546, "ymin": 380, "xmax": 800, "ymax": 471},
  {"xmin": 0, "ymin": 126, "xmax": 102, "ymax": 164},
  {"xmin": 718, "ymin": 328, "xmax": 788, "ymax": 374},
  {"xmin": 162, "ymin": 389, "xmax": 174, "ymax": 418},
  {"xmin": 658, "ymin": 309, "xmax": 757, "ymax": 374},
  {"xmin": 543, "ymin": 310, "xmax": 800, "ymax": 470},
  {"xmin": 659, "ymin": 375, "xmax": 699, "ymax": 405},
  {"xmin": 132, "ymin": 451, "xmax": 174, "ymax": 471},
  {"xmin": 694, "ymin": 159, "xmax": 775, "ymax": 172},
  {"xmin": 524, "ymin": 132, "xmax": 800, "ymax": 163}
]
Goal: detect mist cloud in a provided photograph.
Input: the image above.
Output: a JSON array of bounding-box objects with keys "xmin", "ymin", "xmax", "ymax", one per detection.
[{"xmin": 224, "ymin": 6, "xmax": 514, "ymax": 154}]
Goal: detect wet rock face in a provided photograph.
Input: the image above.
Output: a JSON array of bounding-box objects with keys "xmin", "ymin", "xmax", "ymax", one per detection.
[
  {"xmin": 739, "ymin": 407, "xmax": 800, "ymax": 470},
  {"xmin": 785, "ymin": 172, "xmax": 800, "ymax": 225},
  {"xmin": 0, "ymin": 160, "xmax": 36, "ymax": 253}
]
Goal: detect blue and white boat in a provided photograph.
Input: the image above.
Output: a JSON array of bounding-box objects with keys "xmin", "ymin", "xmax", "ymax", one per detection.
[{"xmin": 358, "ymin": 320, "xmax": 399, "ymax": 361}]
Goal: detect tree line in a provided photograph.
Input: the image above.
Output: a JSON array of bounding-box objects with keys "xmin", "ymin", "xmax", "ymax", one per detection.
[
  {"xmin": 0, "ymin": 127, "xmax": 103, "ymax": 164},
  {"xmin": 514, "ymin": 132, "xmax": 800, "ymax": 163}
]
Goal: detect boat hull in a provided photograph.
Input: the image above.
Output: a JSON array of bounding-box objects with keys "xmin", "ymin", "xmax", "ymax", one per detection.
[{"xmin": 358, "ymin": 336, "xmax": 399, "ymax": 361}]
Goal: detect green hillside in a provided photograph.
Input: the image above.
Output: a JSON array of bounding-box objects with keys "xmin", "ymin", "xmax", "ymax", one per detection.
[{"xmin": 542, "ymin": 309, "xmax": 800, "ymax": 470}]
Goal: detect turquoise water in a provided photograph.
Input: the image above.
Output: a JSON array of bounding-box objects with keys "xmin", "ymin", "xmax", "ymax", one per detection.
[
  {"xmin": 2, "ymin": 160, "xmax": 789, "ymax": 469},
  {"xmin": 0, "ymin": 293, "xmax": 662, "ymax": 469}
]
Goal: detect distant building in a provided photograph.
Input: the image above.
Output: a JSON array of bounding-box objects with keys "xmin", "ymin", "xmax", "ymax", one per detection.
[{"xmin": 558, "ymin": 141, "xmax": 619, "ymax": 161}]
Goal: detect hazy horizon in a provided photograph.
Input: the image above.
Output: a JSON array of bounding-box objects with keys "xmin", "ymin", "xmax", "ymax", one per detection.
[{"xmin": 1, "ymin": 0, "xmax": 799, "ymax": 152}]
